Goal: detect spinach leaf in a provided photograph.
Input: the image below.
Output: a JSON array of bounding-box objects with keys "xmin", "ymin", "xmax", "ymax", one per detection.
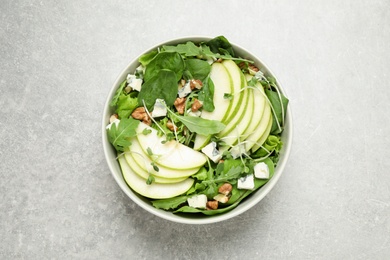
[
  {"xmin": 265, "ymin": 88, "xmax": 289, "ymax": 135},
  {"xmin": 138, "ymin": 50, "xmax": 159, "ymax": 66},
  {"xmin": 110, "ymin": 79, "xmax": 127, "ymax": 107},
  {"xmin": 207, "ymin": 36, "xmax": 235, "ymax": 56},
  {"xmin": 184, "ymin": 59, "xmax": 211, "ymax": 81},
  {"xmin": 162, "ymin": 41, "xmax": 201, "ymax": 57},
  {"xmin": 170, "ymin": 114, "xmax": 225, "ymax": 135},
  {"xmin": 107, "ymin": 118, "xmax": 140, "ymax": 152},
  {"xmin": 151, "ymin": 195, "xmax": 188, "ymax": 210},
  {"xmin": 115, "ymin": 93, "xmax": 138, "ymax": 119},
  {"xmin": 138, "ymin": 69, "xmax": 178, "ymax": 110},
  {"xmin": 198, "ymin": 76, "xmax": 215, "ymax": 112},
  {"xmin": 144, "ymin": 52, "xmax": 185, "ymax": 82}
]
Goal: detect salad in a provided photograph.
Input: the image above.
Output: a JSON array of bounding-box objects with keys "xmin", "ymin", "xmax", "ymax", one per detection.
[{"xmin": 107, "ymin": 36, "xmax": 288, "ymax": 216}]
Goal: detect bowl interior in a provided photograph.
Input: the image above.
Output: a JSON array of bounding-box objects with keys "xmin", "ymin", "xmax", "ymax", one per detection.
[{"xmin": 102, "ymin": 36, "xmax": 292, "ymax": 224}]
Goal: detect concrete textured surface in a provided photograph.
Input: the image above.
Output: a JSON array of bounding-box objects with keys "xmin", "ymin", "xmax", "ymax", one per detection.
[{"xmin": 1, "ymin": 0, "xmax": 389, "ymax": 259}]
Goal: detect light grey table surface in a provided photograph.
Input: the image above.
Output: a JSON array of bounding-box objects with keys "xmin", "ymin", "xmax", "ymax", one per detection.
[{"xmin": 1, "ymin": 0, "xmax": 389, "ymax": 259}]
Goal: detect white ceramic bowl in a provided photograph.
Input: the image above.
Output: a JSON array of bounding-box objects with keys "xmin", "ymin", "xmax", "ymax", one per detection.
[{"xmin": 102, "ymin": 36, "xmax": 292, "ymax": 224}]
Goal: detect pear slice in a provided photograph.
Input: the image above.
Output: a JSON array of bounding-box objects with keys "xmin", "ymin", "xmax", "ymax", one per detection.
[
  {"xmin": 124, "ymin": 151, "xmax": 188, "ymax": 184},
  {"xmin": 136, "ymin": 123, "xmax": 207, "ymax": 170},
  {"xmin": 244, "ymin": 97, "xmax": 272, "ymax": 152},
  {"xmin": 130, "ymin": 138, "xmax": 199, "ymax": 179},
  {"xmin": 193, "ymin": 62, "xmax": 233, "ymax": 150},
  {"xmin": 221, "ymin": 60, "xmax": 246, "ymax": 124},
  {"xmin": 241, "ymin": 74, "xmax": 266, "ymax": 139},
  {"xmin": 118, "ymin": 156, "xmax": 194, "ymax": 199},
  {"xmin": 251, "ymin": 114, "xmax": 273, "ymax": 152}
]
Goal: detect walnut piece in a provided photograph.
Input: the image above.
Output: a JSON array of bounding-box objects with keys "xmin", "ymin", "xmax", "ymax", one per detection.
[
  {"xmin": 189, "ymin": 79, "xmax": 203, "ymax": 90},
  {"xmin": 249, "ymin": 64, "xmax": 260, "ymax": 72},
  {"xmin": 166, "ymin": 120, "xmax": 177, "ymax": 132},
  {"xmin": 218, "ymin": 183, "xmax": 233, "ymax": 195},
  {"xmin": 174, "ymin": 97, "xmax": 186, "ymax": 115},
  {"xmin": 131, "ymin": 107, "xmax": 151, "ymax": 125},
  {"xmin": 191, "ymin": 98, "xmax": 203, "ymax": 112},
  {"xmin": 206, "ymin": 200, "xmax": 218, "ymax": 210}
]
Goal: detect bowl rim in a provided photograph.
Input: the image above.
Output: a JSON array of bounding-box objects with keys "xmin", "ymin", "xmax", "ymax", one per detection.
[{"xmin": 102, "ymin": 35, "xmax": 293, "ymax": 224}]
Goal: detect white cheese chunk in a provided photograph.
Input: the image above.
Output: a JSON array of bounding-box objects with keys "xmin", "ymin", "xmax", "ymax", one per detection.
[
  {"xmin": 201, "ymin": 142, "xmax": 222, "ymax": 163},
  {"xmin": 106, "ymin": 119, "xmax": 120, "ymax": 130},
  {"xmin": 151, "ymin": 99, "xmax": 167, "ymax": 118},
  {"xmin": 178, "ymin": 81, "xmax": 192, "ymax": 98},
  {"xmin": 237, "ymin": 174, "xmax": 255, "ymax": 190},
  {"xmin": 135, "ymin": 65, "xmax": 145, "ymax": 77},
  {"xmin": 187, "ymin": 194, "xmax": 207, "ymax": 209},
  {"xmin": 230, "ymin": 143, "xmax": 245, "ymax": 159},
  {"xmin": 126, "ymin": 74, "xmax": 143, "ymax": 92},
  {"xmin": 254, "ymin": 162, "xmax": 269, "ymax": 179}
]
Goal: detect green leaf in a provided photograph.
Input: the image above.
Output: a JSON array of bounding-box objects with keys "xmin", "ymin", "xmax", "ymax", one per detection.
[
  {"xmin": 110, "ymin": 79, "xmax": 127, "ymax": 107},
  {"xmin": 207, "ymin": 36, "xmax": 235, "ymax": 56},
  {"xmin": 184, "ymin": 59, "xmax": 211, "ymax": 81},
  {"xmin": 198, "ymin": 76, "xmax": 215, "ymax": 112},
  {"xmin": 138, "ymin": 50, "xmax": 159, "ymax": 66},
  {"xmin": 107, "ymin": 118, "xmax": 140, "ymax": 152},
  {"xmin": 265, "ymin": 88, "xmax": 289, "ymax": 135},
  {"xmin": 172, "ymin": 115, "xmax": 225, "ymax": 135},
  {"xmin": 115, "ymin": 93, "xmax": 138, "ymax": 119},
  {"xmin": 192, "ymin": 167, "xmax": 208, "ymax": 181},
  {"xmin": 138, "ymin": 69, "xmax": 178, "ymax": 110},
  {"xmin": 162, "ymin": 41, "xmax": 201, "ymax": 57},
  {"xmin": 144, "ymin": 52, "xmax": 185, "ymax": 82},
  {"xmin": 152, "ymin": 195, "xmax": 189, "ymax": 210},
  {"xmin": 251, "ymin": 135, "xmax": 283, "ymax": 159}
]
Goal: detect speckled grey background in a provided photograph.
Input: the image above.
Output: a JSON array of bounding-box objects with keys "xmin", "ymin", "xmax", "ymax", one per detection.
[{"xmin": 1, "ymin": 0, "xmax": 389, "ymax": 259}]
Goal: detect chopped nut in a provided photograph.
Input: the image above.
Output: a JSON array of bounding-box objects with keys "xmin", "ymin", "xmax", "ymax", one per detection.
[
  {"xmin": 109, "ymin": 114, "xmax": 119, "ymax": 123},
  {"xmin": 189, "ymin": 79, "xmax": 203, "ymax": 90},
  {"xmin": 206, "ymin": 200, "xmax": 218, "ymax": 210},
  {"xmin": 174, "ymin": 97, "xmax": 186, "ymax": 114},
  {"xmin": 248, "ymin": 65, "xmax": 259, "ymax": 72},
  {"xmin": 166, "ymin": 120, "xmax": 177, "ymax": 132},
  {"xmin": 238, "ymin": 62, "xmax": 246, "ymax": 69},
  {"xmin": 191, "ymin": 98, "xmax": 203, "ymax": 112},
  {"xmin": 213, "ymin": 194, "xmax": 229, "ymax": 203},
  {"xmin": 124, "ymin": 85, "xmax": 132, "ymax": 93},
  {"xmin": 131, "ymin": 107, "xmax": 151, "ymax": 125},
  {"xmin": 218, "ymin": 183, "xmax": 233, "ymax": 195},
  {"xmin": 216, "ymin": 58, "xmax": 223, "ymax": 63},
  {"xmin": 180, "ymin": 79, "xmax": 186, "ymax": 86}
]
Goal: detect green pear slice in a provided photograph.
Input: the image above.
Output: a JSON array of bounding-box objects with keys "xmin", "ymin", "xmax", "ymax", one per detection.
[
  {"xmin": 136, "ymin": 123, "xmax": 207, "ymax": 170},
  {"xmin": 244, "ymin": 97, "xmax": 272, "ymax": 152},
  {"xmin": 124, "ymin": 152, "xmax": 188, "ymax": 183},
  {"xmin": 118, "ymin": 156, "xmax": 194, "ymax": 199},
  {"xmin": 221, "ymin": 60, "xmax": 246, "ymax": 124},
  {"xmin": 241, "ymin": 74, "xmax": 266, "ymax": 138},
  {"xmin": 251, "ymin": 114, "xmax": 273, "ymax": 152},
  {"xmin": 193, "ymin": 62, "xmax": 233, "ymax": 150},
  {"xmin": 130, "ymin": 138, "xmax": 199, "ymax": 179}
]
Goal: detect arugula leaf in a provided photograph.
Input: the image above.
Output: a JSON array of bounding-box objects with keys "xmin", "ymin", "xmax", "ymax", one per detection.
[
  {"xmin": 110, "ymin": 79, "xmax": 127, "ymax": 107},
  {"xmin": 171, "ymin": 114, "xmax": 225, "ymax": 135},
  {"xmin": 161, "ymin": 41, "xmax": 201, "ymax": 57},
  {"xmin": 265, "ymin": 88, "xmax": 289, "ymax": 135},
  {"xmin": 107, "ymin": 118, "xmax": 140, "ymax": 152},
  {"xmin": 151, "ymin": 195, "xmax": 188, "ymax": 210},
  {"xmin": 138, "ymin": 69, "xmax": 178, "ymax": 110},
  {"xmin": 184, "ymin": 58, "xmax": 211, "ymax": 81},
  {"xmin": 207, "ymin": 36, "xmax": 235, "ymax": 56},
  {"xmin": 144, "ymin": 52, "xmax": 185, "ymax": 82},
  {"xmin": 138, "ymin": 50, "xmax": 159, "ymax": 66},
  {"xmin": 115, "ymin": 93, "xmax": 138, "ymax": 119},
  {"xmin": 198, "ymin": 76, "xmax": 215, "ymax": 112}
]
